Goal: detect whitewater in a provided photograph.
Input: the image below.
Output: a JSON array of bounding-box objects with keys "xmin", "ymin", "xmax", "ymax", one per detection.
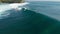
[{"xmin": 0, "ymin": 2, "xmax": 29, "ymax": 19}]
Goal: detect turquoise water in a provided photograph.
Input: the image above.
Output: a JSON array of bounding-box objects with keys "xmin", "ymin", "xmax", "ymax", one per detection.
[{"xmin": 0, "ymin": 1, "xmax": 60, "ymax": 34}]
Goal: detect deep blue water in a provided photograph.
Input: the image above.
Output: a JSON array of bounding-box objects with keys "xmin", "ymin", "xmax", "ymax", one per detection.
[{"xmin": 0, "ymin": 1, "xmax": 60, "ymax": 34}]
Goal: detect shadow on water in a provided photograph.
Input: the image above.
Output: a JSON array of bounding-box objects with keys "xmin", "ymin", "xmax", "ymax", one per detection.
[{"xmin": 0, "ymin": 9, "xmax": 60, "ymax": 34}]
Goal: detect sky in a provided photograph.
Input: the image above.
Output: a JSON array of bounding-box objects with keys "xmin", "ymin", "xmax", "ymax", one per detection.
[{"xmin": 26, "ymin": 0, "xmax": 60, "ymax": 1}]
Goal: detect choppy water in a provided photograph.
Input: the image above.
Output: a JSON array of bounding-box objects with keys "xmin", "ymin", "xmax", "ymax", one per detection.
[{"xmin": 0, "ymin": 1, "xmax": 60, "ymax": 34}]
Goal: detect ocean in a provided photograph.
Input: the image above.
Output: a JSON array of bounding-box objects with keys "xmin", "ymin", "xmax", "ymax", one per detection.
[
  {"xmin": 0, "ymin": 1, "xmax": 60, "ymax": 34},
  {"xmin": 27, "ymin": 1, "xmax": 60, "ymax": 20}
]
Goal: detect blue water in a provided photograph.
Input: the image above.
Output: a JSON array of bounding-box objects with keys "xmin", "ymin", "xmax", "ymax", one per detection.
[
  {"xmin": 0, "ymin": 1, "xmax": 60, "ymax": 34},
  {"xmin": 26, "ymin": 1, "xmax": 60, "ymax": 21}
]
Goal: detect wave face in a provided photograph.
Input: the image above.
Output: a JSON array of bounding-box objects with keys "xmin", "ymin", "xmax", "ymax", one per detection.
[{"xmin": 0, "ymin": 1, "xmax": 60, "ymax": 34}]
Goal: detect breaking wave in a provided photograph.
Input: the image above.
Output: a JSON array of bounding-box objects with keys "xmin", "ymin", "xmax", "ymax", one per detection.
[{"xmin": 0, "ymin": 2, "xmax": 29, "ymax": 19}]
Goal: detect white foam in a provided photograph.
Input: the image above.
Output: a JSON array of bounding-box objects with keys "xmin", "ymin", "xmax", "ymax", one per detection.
[
  {"xmin": 0, "ymin": 2, "xmax": 29, "ymax": 19},
  {"xmin": 9, "ymin": 2, "xmax": 29, "ymax": 9},
  {"xmin": 0, "ymin": 2, "xmax": 29, "ymax": 12}
]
